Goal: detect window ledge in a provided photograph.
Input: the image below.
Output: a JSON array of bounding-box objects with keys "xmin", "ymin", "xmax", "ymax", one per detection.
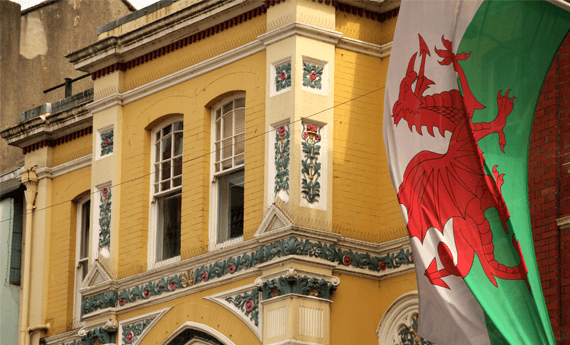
[
  {"xmin": 209, "ymin": 236, "xmax": 244, "ymax": 252},
  {"xmin": 148, "ymin": 255, "xmax": 181, "ymax": 271}
]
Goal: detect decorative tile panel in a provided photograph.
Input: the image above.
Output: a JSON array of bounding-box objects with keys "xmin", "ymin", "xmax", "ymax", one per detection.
[
  {"xmin": 275, "ymin": 62, "xmax": 291, "ymax": 92},
  {"xmin": 225, "ymin": 289, "xmax": 259, "ymax": 326},
  {"xmin": 122, "ymin": 318, "xmax": 154, "ymax": 344},
  {"xmin": 100, "ymin": 130, "xmax": 113, "ymax": 156},
  {"xmin": 98, "ymin": 187, "xmax": 112, "ymax": 249},
  {"xmin": 302, "ymin": 62, "xmax": 323, "ymax": 89},
  {"xmin": 274, "ymin": 124, "xmax": 290, "ymax": 196},
  {"xmin": 301, "ymin": 124, "xmax": 322, "ymax": 203},
  {"xmin": 117, "ymin": 271, "xmax": 191, "ymax": 306},
  {"xmin": 399, "ymin": 316, "xmax": 435, "ymax": 345}
]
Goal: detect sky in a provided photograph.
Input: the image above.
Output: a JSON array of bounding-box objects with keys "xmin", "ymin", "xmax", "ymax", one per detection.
[{"xmin": 11, "ymin": 0, "xmax": 161, "ymax": 10}]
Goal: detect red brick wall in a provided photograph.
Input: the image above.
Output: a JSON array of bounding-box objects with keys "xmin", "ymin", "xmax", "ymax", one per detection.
[{"xmin": 531, "ymin": 31, "xmax": 570, "ymax": 345}]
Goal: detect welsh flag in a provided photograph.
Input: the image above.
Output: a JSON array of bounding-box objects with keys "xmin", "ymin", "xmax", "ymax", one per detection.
[{"xmin": 383, "ymin": 1, "xmax": 570, "ymax": 344}]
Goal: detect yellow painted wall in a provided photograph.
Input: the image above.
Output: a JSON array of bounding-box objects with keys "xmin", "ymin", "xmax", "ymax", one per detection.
[
  {"xmin": 117, "ymin": 52, "xmax": 265, "ymax": 278},
  {"xmin": 51, "ymin": 133, "xmax": 93, "ymax": 166},
  {"xmin": 330, "ymin": 272, "xmax": 417, "ymax": 345},
  {"xmin": 45, "ymin": 166, "xmax": 92, "ymax": 336},
  {"xmin": 333, "ymin": 47, "xmax": 406, "ymax": 242},
  {"xmin": 335, "ymin": 12, "xmax": 397, "ymax": 46},
  {"xmin": 119, "ymin": 276, "xmax": 261, "ymax": 345},
  {"xmin": 118, "ymin": 14, "xmax": 266, "ymax": 94}
]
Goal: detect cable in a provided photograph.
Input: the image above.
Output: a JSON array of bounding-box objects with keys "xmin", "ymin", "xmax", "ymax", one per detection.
[{"xmin": 0, "ymin": 85, "xmax": 386, "ymax": 223}]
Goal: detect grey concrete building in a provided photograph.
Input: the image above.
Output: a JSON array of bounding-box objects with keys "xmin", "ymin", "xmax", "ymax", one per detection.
[{"xmin": 0, "ymin": 0, "xmax": 135, "ymax": 175}]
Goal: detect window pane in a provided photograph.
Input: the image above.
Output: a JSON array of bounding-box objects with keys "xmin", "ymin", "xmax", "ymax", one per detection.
[
  {"xmin": 234, "ymin": 108, "xmax": 245, "ymax": 134},
  {"xmin": 161, "ymin": 181, "xmax": 170, "ymax": 191},
  {"xmin": 235, "ymin": 133, "xmax": 245, "ymax": 155},
  {"xmin": 156, "ymin": 132, "xmax": 161, "ymax": 142},
  {"xmin": 163, "ymin": 124, "xmax": 172, "ymax": 136},
  {"xmin": 216, "ymin": 120, "xmax": 221, "ymax": 142},
  {"xmin": 80, "ymin": 201, "xmax": 90, "ymax": 259},
  {"xmin": 157, "ymin": 192, "xmax": 181, "ymax": 261},
  {"xmin": 222, "ymin": 159, "xmax": 232, "ymax": 170},
  {"xmin": 223, "ymin": 114, "xmax": 233, "ymax": 139},
  {"xmin": 155, "ymin": 143, "xmax": 160, "ymax": 163},
  {"xmin": 174, "ymin": 133, "xmax": 183, "ymax": 156},
  {"xmin": 235, "ymin": 97, "xmax": 245, "ymax": 108},
  {"xmin": 155, "ymin": 164, "xmax": 160, "ymax": 182},
  {"xmin": 162, "ymin": 161, "xmax": 171, "ymax": 180},
  {"xmin": 162, "ymin": 134, "xmax": 172, "ymax": 160},
  {"xmin": 217, "ymin": 170, "xmax": 244, "ymax": 243},
  {"xmin": 173, "ymin": 177, "xmax": 182, "ymax": 187},
  {"xmin": 222, "ymin": 138, "xmax": 232, "ymax": 159},
  {"xmin": 216, "ymin": 108, "xmax": 221, "ymax": 120},
  {"xmin": 154, "ymin": 184, "xmax": 159, "ymax": 193},
  {"xmin": 215, "ymin": 162, "xmax": 220, "ymax": 173},
  {"xmin": 222, "ymin": 102, "xmax": 233, "ymax": 115},
  {"xmin": 174, "ymin": 121, "xmax": 183, "ymax": 131},
  {"xmin": 173, "ymin": 157, "xmax": 182, "ymax": 176},
  {"xmin": 234, "ymin": 153, "xmax": 244, "ymax": 167},
  {"xmin": 215, "ymin": 142, "xmax": 220, "ymax": 162},
  {"xmin": 80, "ymin": 261, "xmax": 88, "ymax": 280}
]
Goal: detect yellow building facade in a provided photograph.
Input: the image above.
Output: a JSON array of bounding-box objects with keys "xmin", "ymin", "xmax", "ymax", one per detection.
[{"xmin": 1, "ymin": 1, "xmax": 425, "ymax": 344}]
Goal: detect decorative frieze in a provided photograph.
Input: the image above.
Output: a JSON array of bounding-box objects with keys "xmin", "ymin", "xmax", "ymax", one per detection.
[
  {"xmin": 302, "ymin": 62, "xmax": 324, "ymax": 89},
  {"xmin": 274, "ymin": 124, "xmax": 290, "ymax": 196},
  {"xmin": 275, "ymin": 62, "xmax": 292, "ymax": 92},
  {"xmin": 194, "ymin": 236, "xmax": 413, "ymax": 284},
  {"xmin": 225, "ymin": 289, "xmax": 259, "ymax": 326},
  {"xmin": 100, "ymin": 130, "xmax": 114, "ymax": 156},
  {"xmin": 117, "ymin": 271, "xmax": 192, "ymax": 306},
  {"xmin": 301, "ymin": 124, "xmax": 322, "ymax": 203},
  {"xmin": 258, "ymin": 275, "xmax": 336, "ymax": 300},
  {"xmin": 122, "ymin": 318, "xmax": 154, "ymax": 344},
  {"xmin": 98, "ymin": 187, "xmax": 112, "ymax": 249},
  {"xmin": 81, "ymin": 237, "xmax": 412, "ymax": 315},
  {"xmin": 81, "ymin": 291, "xmax": 118, "ymax": 315}
]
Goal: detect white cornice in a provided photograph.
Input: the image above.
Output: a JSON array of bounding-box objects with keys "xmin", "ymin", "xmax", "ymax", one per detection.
[
  {"xmin": 120, "ymin": 39, "xmax": 265, "ymax": 106},
  {"xmin": 85, "ymin": 93, "xmax": 124, "ymax": 114},
  {"xmin": 36, "ymin": 155, "xmax": 92, "ymax": 180},
  {"xmin": 338, "ymin": 37, "xmax": 392, "ymax": 58},
  {"xmin": 257, "ymin": 22, "xmax": 343, "ymax": 46}
]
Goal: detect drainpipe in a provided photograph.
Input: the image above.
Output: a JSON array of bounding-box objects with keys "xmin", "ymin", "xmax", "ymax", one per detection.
[{"xmin": 20, "ymin": 168, "xmax": 38, "ymax": 345}]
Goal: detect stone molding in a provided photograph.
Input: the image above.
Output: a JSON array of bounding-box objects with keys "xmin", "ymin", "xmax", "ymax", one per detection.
[
  {"xmin": 337, "ymin": 37, "xmax": 392, "ymax": 58},
  {"xmin": 118, "ymin": 307, "xmax": 172, "ymax": 345},
  {"xmin": 258, "ymin": 22, "xmax": 343, "ymax": 46},
  {"xmin": 35, "ymin": 154, "xmax": 92, "ymax": 180},
  {"xmin": 161, "ymin": 321, "xmax": 236, "ymax": 345},
  {"xmin": 0, "ymin": 104, "xmax": 93, "ymax": 149},
  {"xmin": 204, "ymin": 284, "xmax": 261, "ymax": 341}
]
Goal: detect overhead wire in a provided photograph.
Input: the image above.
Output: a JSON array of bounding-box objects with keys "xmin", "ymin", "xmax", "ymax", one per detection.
[{"xmin": 0, "ymin": 85, "xmax": 386, "ymax": 224}]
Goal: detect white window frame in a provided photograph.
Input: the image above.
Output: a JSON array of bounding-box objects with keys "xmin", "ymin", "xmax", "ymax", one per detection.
[
  {"xmin": 148, "ymin": 116, "xmax": 183, "ymax": 270},
  {"xmin": 209, "ymin": 93, "xmax": 246, "ymax": 250},
  {"xmin": 74, "ymin": 195, "xmax": 91, "ymax": 324}
]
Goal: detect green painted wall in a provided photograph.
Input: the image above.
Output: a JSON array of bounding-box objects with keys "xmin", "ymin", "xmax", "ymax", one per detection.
[{"xmin": 1, "ymin": 197, "xmax": 21, "ymax": 345}]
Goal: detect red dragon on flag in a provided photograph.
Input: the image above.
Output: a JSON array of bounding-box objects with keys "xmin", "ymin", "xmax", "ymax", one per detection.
[{"xmin": 393, "ymin": 34, "xmax": 529, "ymax": 289}]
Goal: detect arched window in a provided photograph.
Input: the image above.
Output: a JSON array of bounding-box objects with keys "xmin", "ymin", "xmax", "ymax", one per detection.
[
  {"xmin": 377, "ymin": 291, "xmax": 436, "ymax": 345},
  {"xmin": 209, "ymin": 94, "xmax": 245, "ymax": 249},
  {"xmin": 149, "ymin": 116, "xmax": 183, "ymax": 268}
]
